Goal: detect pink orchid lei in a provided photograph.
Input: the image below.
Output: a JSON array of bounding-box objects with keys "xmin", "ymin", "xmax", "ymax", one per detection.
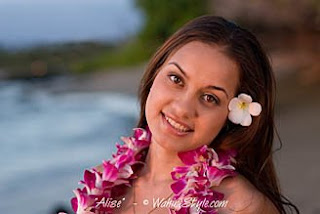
[
  {"xmin": 71, "ymin": 126, "xmax": 237, "ymax": 214},
  {"xmin": 170, "ymin": 145, "xmax": 237, "ymax": 214},
  {"xmin": 71, "ymin": 127, "xmax": 151, "ymax": 213}
]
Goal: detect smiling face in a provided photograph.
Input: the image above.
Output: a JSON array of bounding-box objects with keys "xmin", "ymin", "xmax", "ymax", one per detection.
[{"xmin": 145, "ymin": 41, "xmax": 239, "ymax": 152}]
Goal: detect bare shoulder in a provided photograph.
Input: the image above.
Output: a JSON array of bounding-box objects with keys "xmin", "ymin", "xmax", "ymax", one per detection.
[{"xmin": 213, "ymin": 174, "xmax": 279, "ymax": 214}]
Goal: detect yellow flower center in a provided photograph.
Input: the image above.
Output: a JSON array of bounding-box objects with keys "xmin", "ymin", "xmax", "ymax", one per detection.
[{"xmin": 238, "ymin": 102, "xmax": 248, "ymax": 109}]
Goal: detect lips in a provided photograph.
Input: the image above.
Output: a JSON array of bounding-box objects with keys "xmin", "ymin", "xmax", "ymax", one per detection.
[{"xmin": 161, "ymin": 112, "xmax": 194, "ymax": 133}]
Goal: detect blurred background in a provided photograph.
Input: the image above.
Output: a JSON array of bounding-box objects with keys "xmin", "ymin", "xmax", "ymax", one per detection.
[{"xmin": 0, "ymin": 0, "xmax": 319, "ymax": 213}]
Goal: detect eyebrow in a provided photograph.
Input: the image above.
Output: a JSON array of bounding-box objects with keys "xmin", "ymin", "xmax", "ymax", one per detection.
[
  {"xmin": 168, "ymin": 61, "xmax": 229, "ymax": 98},
  {"xmin": 205, "ymin": 85, "xmax": 229, "ymax": 98}
]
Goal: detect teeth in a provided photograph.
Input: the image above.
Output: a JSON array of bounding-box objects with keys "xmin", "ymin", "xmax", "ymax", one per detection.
[{"xmin": 165, "ymin": 115, "xmax": 190, "ymax": 132}]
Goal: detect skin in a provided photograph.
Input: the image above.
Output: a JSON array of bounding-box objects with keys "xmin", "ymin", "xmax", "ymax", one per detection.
[
  {"xmin": 116, "ymin": 41, "xmax": 239, "ymax": 213},
  {"xmin": 145, "ymin": 41, "xmax": 239, "ymax": 153},
  {"xmin": 101, "ymin": 41, "xmax": 278, "ymax": 213},
  {"xmin": 215, "ymin": 175, "xmax": 279, "ymax": 214}
]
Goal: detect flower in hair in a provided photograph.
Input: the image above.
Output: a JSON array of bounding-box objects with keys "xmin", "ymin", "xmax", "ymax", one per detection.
[{"xmin": 228, "ymin": 93, "xmax": 262, "ymax": 126}]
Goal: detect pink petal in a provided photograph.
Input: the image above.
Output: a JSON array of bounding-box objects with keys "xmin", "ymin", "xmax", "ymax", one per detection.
[
  {"xmin": 238, "ymin": 93, "xmax": 252, "ymax": 103},
  {"xmin": 207, "ymin": 148, "xmax": 219, "ymax": 162},
  {"xmin": 171, "ymin": 166, "xmax": 190, "ymax": 180},
  {"xmin": 172, "ymin": 207, "xmax": 189, "ymax": 214},
  {"xmin": 178, "ymin": 150, "xmax": 197, "ymax": 165},
  {"xmin": 207, "ymin": 168, "xmax": 227, "ymax": 186},
  {"xmin": 120, "ymin": 136, "xmax": 133, "ymax": 148},
  {"xmin": 118, "ymin": 164, "xmax": 133, "ymax": 178},
  {"xmin": 83, "ymin": 170, "xmax": 96, "ymax": 190},
  {"xmin": 214, "ymin": 149, "xmax": 237, "ymax": 166},
  {"xmin": 72, "ymin": 188, "xmax": 95, "ymax": 212},
  {"xmin": 114, "ymin": 153, "xmax": 134, "ymax": 168},
  {"xmin": 198, "ymin": 145, "xmax": 208, "ymax": 154},
  {"xmin": 132, "ymin": 138, "xmax": 150, "ymax": 150},
  {"xmin": 228, "ymin": 97, "xmax": 239, "ymax": 111},
  {"xmin": 240, "ymin": 112, "xmax": 252, "ymax": 126},
  {"xmin": 71, "ymin": 197, "xmax": 78, "ymax": 212},
  {"xmin": 188, "ymin": 206, "xmax": 200, "ymax": 214},
  {"xmin": 178, "ymin": 145, "xmax": 208, "ymax": 165},
  {"xmin": 249, "ymin": 102, "xmax": 262, "ymax": 116},
  {"xmin": 193, "ymin": 175, "xmax": 208, "ymax": 186},
  {"xmin": 101, "ymin": 180, "xmax": 114, "ymax": 189},
  {"xmin": 133, "ymin": 126, "xmax": 151, "ymax": 142},
  {"xmin": 102, "ymin": 161, "xmax": 118, "ymax": 181},
  {"xmin": 228, "ymin": 108, "xmax": 244, "ymax": 124},
  {"xmin": 171, "ymin": 179, "xmax": 187, "ymax": 194}
]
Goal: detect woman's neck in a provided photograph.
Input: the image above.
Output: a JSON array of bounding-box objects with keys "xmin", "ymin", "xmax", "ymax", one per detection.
[{"xmin": 138, "ymin": 138, "xmax": 184, "ymax": 185}]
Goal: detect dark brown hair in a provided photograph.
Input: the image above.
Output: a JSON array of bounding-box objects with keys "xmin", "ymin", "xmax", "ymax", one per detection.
[{"xmin": 136, "ymin": 15, "xmax": 299, "ymax": 213}]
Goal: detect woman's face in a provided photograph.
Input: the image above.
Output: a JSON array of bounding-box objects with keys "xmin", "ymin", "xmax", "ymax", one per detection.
[{"xmin": 145, "ymin": 41, "xmax": 239, "ymax": 152}]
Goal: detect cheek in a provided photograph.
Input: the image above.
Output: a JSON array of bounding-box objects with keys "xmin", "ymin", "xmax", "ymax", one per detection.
[
  {"xmin": 145, "ymin": 80, "xmax": 167, "ymax": 118},
  {"xmin": 147, "ymin": 77, "xmax": 171, "ymax": 106},
  {"xmin": 145, "ymin": 90, "xmax": 156, "ymax": 122},
  {"xmin": 197, "ymin": 111, "xmax": 228, "ymax": 143}
]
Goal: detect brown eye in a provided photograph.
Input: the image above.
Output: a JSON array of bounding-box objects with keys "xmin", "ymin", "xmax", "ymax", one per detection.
[
  {"xmin": 168, "ymin": 74, "xmax": 182, "ymax": 85},
  {"xmin": 202, "ymin": 94, "xmax": 219, "ymax": 104}
]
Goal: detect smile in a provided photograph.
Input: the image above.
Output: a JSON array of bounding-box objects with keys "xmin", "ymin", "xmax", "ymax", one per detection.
[{"xmin": 161, "ymin": 112, "xmax": 193, "ymax": 135}]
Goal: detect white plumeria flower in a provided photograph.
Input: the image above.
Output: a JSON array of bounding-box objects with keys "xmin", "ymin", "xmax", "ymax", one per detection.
[{"xmin": 228, "ymin": 93, "xmax": 262, "ymax": 126}]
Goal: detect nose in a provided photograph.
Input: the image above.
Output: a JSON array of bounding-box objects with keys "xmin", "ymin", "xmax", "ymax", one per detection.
[{"xmin": 171, "ymin": 94, "xmax": 197, "ymax": 120}]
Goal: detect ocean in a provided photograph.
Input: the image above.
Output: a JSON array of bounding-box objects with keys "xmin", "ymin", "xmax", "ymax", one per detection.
[
  {"xmin": 0, "ymin": 0, "xmax": 143, "ymax": 49},
  {"xmin": 0, "ymin": 80, "xmax": 139, "ymax": 213}
]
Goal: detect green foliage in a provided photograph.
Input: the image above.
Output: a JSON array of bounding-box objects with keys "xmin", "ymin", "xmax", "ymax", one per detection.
[
  {"xmin": 136, "ymin": 0, "xmax": 208, "ymax": 45},
  {"xmin": 71, "ymin": 0, "xmax": 209, "ymax": 72},
  {"xmin": 0, "ymin": 1, "xmax": 209, "ymax": 77},
  {"xmin": 70, "ymin": 39, "xmax": 155, "ymax": 73},
  {"xmin": 0, "ymin": 42, "xmax": 114, "ymax": 78}
]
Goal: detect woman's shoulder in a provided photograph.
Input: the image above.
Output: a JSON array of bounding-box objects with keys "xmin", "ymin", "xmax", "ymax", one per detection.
[{"xmin": 213, "ymin": 174, "xmax": 279, "ymax": 214}]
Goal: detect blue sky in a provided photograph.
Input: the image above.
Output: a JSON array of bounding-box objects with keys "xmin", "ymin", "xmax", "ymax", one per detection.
[
  {"xmin": 0, "ymin": 0, "xmax": 124, "ymax": 4},
  {"xmin": 0, "ymin": 0, "xmax": 143, "ymax": 48}
]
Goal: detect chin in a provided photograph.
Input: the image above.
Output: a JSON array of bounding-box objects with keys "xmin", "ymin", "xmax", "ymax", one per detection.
[{"xmin": 152, "ymin": 134, "xmax": 199, "ymax": 153}]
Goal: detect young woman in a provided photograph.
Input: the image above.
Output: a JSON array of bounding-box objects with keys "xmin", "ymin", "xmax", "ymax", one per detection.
[{"xmin": 71, "ymin": 15, "xmax": 299, "ymax": 214}]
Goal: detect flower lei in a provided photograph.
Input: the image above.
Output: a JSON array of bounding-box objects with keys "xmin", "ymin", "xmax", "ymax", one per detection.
[{"xmin": 71, "ymin": 126, "xmax": 237, "ymax": 214}]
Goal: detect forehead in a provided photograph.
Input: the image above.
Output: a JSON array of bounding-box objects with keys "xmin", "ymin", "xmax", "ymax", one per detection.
[{"xmin": 164, "ymin": 41, "xmax": 239, "ymax": 94}]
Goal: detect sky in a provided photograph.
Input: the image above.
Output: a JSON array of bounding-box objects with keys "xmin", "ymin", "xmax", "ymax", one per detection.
[
  {"xmin": 0, "ymin": 0, "xmax": 125, "ymax": 4},
  {"xmin": 0, "ymin": 0, "xmax": 143, "ymax": 49}
]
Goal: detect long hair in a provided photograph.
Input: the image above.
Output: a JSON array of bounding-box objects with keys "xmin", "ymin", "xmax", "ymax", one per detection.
[{"xmin": 136, "ymin": 15, "xmax": 299, "ymax": 213}]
